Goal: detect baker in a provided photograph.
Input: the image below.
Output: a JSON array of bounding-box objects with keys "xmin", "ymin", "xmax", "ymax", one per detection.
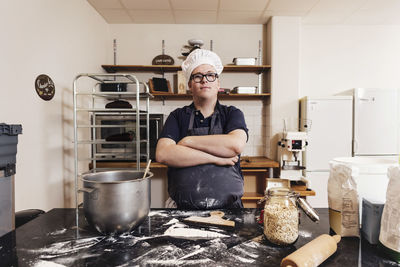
[{"xmin": 156, "ymin": 49, "xmax": 248, "ymax": 209}]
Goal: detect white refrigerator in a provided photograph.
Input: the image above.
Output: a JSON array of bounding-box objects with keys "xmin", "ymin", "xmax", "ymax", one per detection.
[
  {"xmin": 352, "ymin": 88, "xmax": 399, "ymax": 156},
  {"xmin": 300, "ymin": 96, "xmax": 353, "ymax": 208}
]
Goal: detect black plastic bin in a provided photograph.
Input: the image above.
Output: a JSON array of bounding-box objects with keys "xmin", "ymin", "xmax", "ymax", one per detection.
[
  {"xmin": 0, "ymin": 123, "xmax": 22, "ymax": 176},
  {"xmin": 0, "ymin": 123, "xmax": 22, "ymax": 237}
]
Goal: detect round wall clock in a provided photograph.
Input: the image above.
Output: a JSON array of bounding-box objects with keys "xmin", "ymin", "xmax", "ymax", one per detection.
[{"xmin": 35, "ymin": 74, "xmax": 55, "ymax": 101}]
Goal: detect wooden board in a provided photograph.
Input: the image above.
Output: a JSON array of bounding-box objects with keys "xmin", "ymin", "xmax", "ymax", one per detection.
[{"xmin": 184, "ymin": 211, "xmax": 235, "ymax": 228}]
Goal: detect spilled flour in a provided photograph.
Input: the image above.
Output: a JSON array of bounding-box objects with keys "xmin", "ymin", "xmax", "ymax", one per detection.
[
  {"xmin": 148, "ymin": 210, "xmax": 170, "ymax": 217},
  {"xmin": 230, "ymin": 254, "xmax": 255, "ymax": 263},
  {"xmin": 299, "ymin": 230, "xmax": 312, "ymax": 238},
  {"xmin": 163, "ymin": 218, "xmax": 179, "ymax": 226},
  {"xmin": 164, "ymin": 223, "xmax": 229, "ymax": 239},
  {"xmin": 28, "ymin": 236, "xmax": 105, "ymax": 259},
  {"xmin": 33, "ymin": 260, "xmax": 66, "ymax": 267},
  {"xmin": 48, "ymin": 228, "xmax": 67, "ymax": 236}
]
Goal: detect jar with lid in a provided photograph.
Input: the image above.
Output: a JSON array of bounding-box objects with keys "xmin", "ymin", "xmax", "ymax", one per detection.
[{"xmin": 263, "ymin": 187, "xmax": 299, "ymax": 245}]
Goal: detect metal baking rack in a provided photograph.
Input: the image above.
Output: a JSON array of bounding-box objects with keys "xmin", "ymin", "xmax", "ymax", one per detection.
[{"xmin": 72, "ymin": 73, "xmax": 153, "ymax": 234}]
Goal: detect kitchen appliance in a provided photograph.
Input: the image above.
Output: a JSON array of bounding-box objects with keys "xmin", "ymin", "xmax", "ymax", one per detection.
[
  {"xmin": 92, "ymin": 113, "xmax": 163, "ymax": 161},
  {"xmin": 0, "ymin": 124, "xmax": 22, "ymax": 237},
  {"xmin": 349, "ymin": 88, "xmax": 399, "ymax": 156},
  {"xmin": 300, "ymin": 96, "xmax": 353, "ymax": 207},
  {"xmin": 80, "ymin": 170, "xmax": 153, "ymax": 235},
  {"xmin": 277, "ymin": 131, "xmax": 307, "ymax": 180}
]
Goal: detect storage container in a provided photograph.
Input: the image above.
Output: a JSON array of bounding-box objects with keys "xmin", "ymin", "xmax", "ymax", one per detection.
[
  {"xmin": 0, "ymin": 123, "xmax": 22, "ymax": 176},
  {"xmin": 263, "ymin": 188, "xmax": 299, "ymax": 245},
  {"xmin": 0, "ymin": 123, "xmax": 22, "ymax": 237},
  {"xmin": 361, "ymin": 198, "xmax": 384, "ymax": 244},
  {"xmin": 233, "ymin": 57, "xmax": 256, "ymax": 65}
]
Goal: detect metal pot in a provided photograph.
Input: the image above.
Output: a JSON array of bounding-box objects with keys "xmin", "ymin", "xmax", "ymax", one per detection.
[{"xmin": 80, "ymin": 170, "xmax": 153, "ymax": 235}]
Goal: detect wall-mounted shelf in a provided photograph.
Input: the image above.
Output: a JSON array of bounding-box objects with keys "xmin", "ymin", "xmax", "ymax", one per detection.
[
  {"xmin": 151, "ymin": 92, "xmax": 271, "ymax": 100},
  {"xmin": 101, "ymin": 65, "xmax": 271, "ymax": 98},
  {"xmin": 102, "ymin": 64, "xmax": 271, "ymax": 74}
]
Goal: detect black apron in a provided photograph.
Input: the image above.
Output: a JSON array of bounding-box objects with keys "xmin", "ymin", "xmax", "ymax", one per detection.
[{"xmin": 168, "ymin": 109, "xmax": 244, "ymax": 209}]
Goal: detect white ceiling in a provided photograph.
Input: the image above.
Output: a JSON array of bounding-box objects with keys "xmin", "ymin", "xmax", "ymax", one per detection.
[{"xmin": 87, "ymin": 0, "xmax": 400, "ymax": 25}]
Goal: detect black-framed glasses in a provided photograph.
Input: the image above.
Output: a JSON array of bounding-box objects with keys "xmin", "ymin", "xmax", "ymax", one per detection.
[{"xmin": 190, "ymin": 73, "xmax": 219, "ymax": 83}]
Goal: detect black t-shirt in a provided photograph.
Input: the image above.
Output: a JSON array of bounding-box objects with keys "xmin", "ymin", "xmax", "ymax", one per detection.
[{"xmin": 159, "ymin": 101, "xmax": 248, "ymax": 143}]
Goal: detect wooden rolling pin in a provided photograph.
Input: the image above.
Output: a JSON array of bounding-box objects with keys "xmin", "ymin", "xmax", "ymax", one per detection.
[{"xmin": 281, "ymin": 234, "xmax": 341, "ymax": 267}]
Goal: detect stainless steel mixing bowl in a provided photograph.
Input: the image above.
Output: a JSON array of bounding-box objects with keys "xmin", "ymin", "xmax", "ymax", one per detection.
[{"xmin": 80, "ymin": 170, "xmax": 152, "ymax": 235}]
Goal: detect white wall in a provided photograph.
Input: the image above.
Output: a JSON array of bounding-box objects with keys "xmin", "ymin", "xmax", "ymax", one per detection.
[
  {"xmin": 267, "ymin": 17, "xmax": 301, "ymax": 160},
  {"xmin": 0, "ymin": 0, "xmax": 109, "ymax": 211},
  {"xmin": 300, "ymin": 25, "xmax": 400, "ymax": 97}
]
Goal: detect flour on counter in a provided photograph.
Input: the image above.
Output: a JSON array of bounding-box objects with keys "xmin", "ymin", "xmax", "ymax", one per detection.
[
  {"xmin": 48, "ymin": 228, "xmax": 67, "ymax": 236},
  {"xmin": 231, "ymin": 254, "xmax": 256, "ymax": 264},
  {"xmin": 179, "ymin": 246, "xmax": 204, "ymax": 260},
  {"xmin": 231, "ymin": 246, "xmax": 259, "ymax": 259},
  {"xmin": 148, "ymin": 210, "xmax": 169, "ymax": 217},
  {"xmin": 145, "ymin": 258, "xmax": 213, "ymax": 265},
  {"xmin": 243, "ymin": 240, "xmax": 262, "ymax": 249},
  {"xmin": 163, "ymin": 218, "xmax": 179, "ymax": 225},
  {"xmin": 299, "ymin": 230, "xmax": 312, "ymax": 238},
  {"xmin": 164, "ymin": 224, "xmax": 229, "ymax": 239},
  {"xmin": 33, "ymin": 260, "xmax": 66, "ymax": 267},
  {"xmin": 28, "ymin": 236, "xmax": 104, "ymax": 259},
  {"xmin": 171, "ymin": 210, "xmax": 211, "ymax": 217}
]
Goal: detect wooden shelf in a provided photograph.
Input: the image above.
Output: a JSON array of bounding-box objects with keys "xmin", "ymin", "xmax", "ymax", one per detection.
[
  {"xmin": 242, "ymin": 192, "xmax": 264, "ymax": 200},
  {"xmin": 102, "ymin": 64, "xmax": 271, "ymax": 74},
  {"xmin": 151, "ymin": 92, "xmax": 271, "ymax": 100},
  {"xmin": 90, "ymin": 156, "xmax": 278, "ymax": 170},
  {"xmin": 240, "ymin": 156, "xmax": 280, "ymax": 169}
]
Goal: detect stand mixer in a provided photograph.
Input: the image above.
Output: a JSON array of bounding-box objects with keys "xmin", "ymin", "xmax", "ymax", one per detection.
[{"xmin": 277, "ymin": 131, "xmax": 308, "ymax": 181}]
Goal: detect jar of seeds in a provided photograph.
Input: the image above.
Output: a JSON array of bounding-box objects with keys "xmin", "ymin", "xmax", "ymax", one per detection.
[{"xmin": 263, "ymin": 187, "xmax": 299, "ymax": 245}]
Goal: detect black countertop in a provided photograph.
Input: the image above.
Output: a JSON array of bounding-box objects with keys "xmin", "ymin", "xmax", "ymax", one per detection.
[{"xmin": 0, "ymin": 208, "xmax": 398, "ymax": 266}]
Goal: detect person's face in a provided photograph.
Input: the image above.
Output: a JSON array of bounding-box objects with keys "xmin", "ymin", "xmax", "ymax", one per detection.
[{"xmin": 188, "ymin": 64, "xmax": 220, "ymax": 99}]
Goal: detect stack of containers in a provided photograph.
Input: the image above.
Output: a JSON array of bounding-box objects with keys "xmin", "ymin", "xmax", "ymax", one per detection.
[{"xmin": 0, "ymin": 123, "xmax": 22, "ymax": 237}]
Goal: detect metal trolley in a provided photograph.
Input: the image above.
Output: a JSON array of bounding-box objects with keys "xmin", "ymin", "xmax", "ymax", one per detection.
[{"xmin": 72, "ymin": 73, "xmax": 153, "ymax": 233}]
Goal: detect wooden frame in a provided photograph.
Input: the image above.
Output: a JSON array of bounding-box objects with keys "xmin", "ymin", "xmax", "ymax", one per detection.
[{"xmin": 148, "ymin": 78, "xmax": 172, "ymax": 94}]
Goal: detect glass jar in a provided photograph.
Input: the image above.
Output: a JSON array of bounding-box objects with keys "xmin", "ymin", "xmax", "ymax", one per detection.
[{"xmin": 263, "ymin": 187, "xmax": 299, "ymax": 245}]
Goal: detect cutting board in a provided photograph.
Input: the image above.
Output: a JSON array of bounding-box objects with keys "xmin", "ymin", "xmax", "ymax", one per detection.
[{"xmin": 184, "ymin": 211, "xmax": 235, "ymax": 228}]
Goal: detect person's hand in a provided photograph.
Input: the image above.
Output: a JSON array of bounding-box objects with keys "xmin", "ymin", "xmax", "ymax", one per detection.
[{"xmin": 214, "ymin": 155, "xmax": 239, "ymax": 166}]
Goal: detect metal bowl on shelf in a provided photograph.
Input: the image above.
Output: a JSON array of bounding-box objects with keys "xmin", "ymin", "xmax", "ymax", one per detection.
[{"xmin": 80, "ymin": 170, "xmax": 152, "ymax": 235}]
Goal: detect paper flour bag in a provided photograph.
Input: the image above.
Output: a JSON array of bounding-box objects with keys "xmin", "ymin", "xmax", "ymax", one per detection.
[
  {"xmin": 328, "ymin": 162, "xmax": 360, "ymax": 237},
  {"xmin": 378, "ymin": 166, "xmax": 400, "ymax": 262}
]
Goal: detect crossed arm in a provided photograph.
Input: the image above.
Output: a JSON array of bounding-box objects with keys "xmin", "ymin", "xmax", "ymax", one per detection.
[{"xmin": 155, "ymin": 129, "xmax": 247, "ymax": 168}]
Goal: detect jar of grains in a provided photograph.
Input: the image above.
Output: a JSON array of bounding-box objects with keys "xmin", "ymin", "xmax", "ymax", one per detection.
[{"xmin": 263, "ymin": 187, "xmax": 299, "ymax": 245}]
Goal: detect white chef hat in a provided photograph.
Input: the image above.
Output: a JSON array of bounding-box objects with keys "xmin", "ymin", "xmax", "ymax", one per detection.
[{"xmin": 181, "ymin": 49, "xmax": 223, "ymax": 82}]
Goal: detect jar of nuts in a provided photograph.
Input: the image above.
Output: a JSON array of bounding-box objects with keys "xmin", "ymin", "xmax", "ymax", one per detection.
[{"xmin": 263, "ymin": 187, "xmax": 299, "ymax": 245}]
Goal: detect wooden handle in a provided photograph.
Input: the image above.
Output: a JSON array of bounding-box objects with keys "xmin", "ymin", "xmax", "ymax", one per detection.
[
  {"xmin": 142, "ymin": 160, "xmax": 152, "ymax": 179},
  {"xmin": 281, "ymin": 234, "xmax": 341, "ymax": 267}
]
